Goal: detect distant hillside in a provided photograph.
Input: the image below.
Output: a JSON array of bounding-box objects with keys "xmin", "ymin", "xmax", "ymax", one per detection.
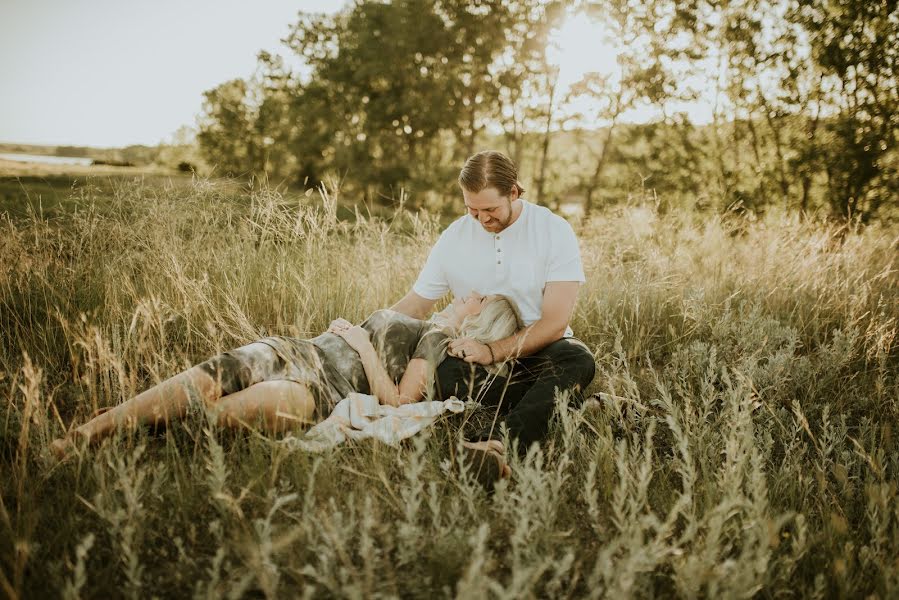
[
  {"xmin": 0, "ymin": 143, "xmax": 63, "ymax": 157},
  {"xmin": 0, "ymin": 142, "xmax": 161, "ymax": 166}
]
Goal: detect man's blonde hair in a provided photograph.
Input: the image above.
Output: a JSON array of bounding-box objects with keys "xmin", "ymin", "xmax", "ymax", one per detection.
[{"xmin": 459, "ymin": 150, "xmax": 526, "ymax": 198}]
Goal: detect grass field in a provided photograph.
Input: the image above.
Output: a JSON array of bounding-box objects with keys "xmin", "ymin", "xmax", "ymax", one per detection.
[{"xmin": 1, "ymin": 175, "xmax": 897, "ymax": 598}]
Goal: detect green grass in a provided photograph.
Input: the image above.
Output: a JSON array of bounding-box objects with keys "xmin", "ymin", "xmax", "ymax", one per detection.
[
  {"xmin": 1, "ymin": 179, "xmax": 897, "ymax": 598},
  {"xmin": 0, "ymin": 174, "xmax": 198, "ymax": 220}
]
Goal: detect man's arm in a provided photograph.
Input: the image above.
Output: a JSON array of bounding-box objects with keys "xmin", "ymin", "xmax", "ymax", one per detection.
[
  {"xmin": 449, "ymin": 281, "xmax": 580, "ymax": 364},
  {"xmin": 390, "ymin": 290, "xmax": 438, "ymax": 320}
]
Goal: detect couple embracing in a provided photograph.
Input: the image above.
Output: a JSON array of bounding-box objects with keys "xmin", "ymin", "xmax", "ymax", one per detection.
[{"xmin": 52, "ymin": 151, "xmax": 596, "ymax": 486}]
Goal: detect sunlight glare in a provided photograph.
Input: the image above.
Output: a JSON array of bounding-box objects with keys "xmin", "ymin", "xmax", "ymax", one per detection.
[{"xmin": 547, "ymin": 13, "xmax": 622, "ymax": 91}]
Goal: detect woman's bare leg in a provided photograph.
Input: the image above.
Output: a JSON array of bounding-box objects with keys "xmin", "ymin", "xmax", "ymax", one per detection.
[
  {"xmin": 50, "ymin": 365, "xmax": 220, "ymax": 459},
  {"xmin": 214, "ymin": 381, "xmax": 316, "ymax": 434}
]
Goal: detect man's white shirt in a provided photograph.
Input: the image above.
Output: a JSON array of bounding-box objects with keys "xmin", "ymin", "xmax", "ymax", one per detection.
[{"xmin": 413, "ymin": 199, "xmax": 585, "ymax": 337}]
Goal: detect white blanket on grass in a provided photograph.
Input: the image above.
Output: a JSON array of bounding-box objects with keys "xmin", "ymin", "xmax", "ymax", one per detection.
[{"xmin": 282, "ymin": 393, "xmax": 465, "ymax": 452}]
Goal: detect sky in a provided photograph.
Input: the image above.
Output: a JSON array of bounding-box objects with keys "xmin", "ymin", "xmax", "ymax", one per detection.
[
  {"xmin": 0, "ymin": 0, "xmax": 341, "ymax": 147},
  {"xmin": 0, "ymin": 1, "xmax": 713, "ymax": 149},
  {"xmin": 550, "ymin": 15, "xmax": 714, "ymax": 128}
]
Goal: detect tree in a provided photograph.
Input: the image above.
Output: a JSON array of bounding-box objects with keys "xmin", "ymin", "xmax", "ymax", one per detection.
[
  {"xmin": 251, "ymin": 52, "xmax": 300, "ymax": 184},
  {"xmin": 435, "ymin": 0, "xmax": 516, "ymax": 161},
  {"xmin": 793, "ymin": 0, "xmax": 899, "ymax": 220},
  {"xmin": 570, "ymin": 72, "xmax": 632, "ymax": 217},
  {"xmin": 493, "ymin": 0, "xmax": 566, "ymax": 191},
  {"xmin": 709, "ymin": 0, "xmax": 898, "ymax": 220},
  {"xmin": 196, "ymin": 78, "xmax": 261, "ymax": 178},
  {"xmin": 284, "ymin": 0, "xmax": 517, "ymax": 201}
]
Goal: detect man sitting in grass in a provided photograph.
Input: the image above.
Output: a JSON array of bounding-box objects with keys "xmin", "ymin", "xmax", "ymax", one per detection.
[{"xmin": 390, "ymin": 150, "xmax": 596, "ymax": 486}]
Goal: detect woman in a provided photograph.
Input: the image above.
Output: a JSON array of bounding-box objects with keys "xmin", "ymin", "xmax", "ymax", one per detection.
[{"xmin": 50, "ymin": 292, "xmax": 523, "ymax": 460}]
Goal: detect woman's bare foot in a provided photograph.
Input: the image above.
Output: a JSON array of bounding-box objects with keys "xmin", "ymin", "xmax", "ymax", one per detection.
[{"xmin": 461, "ymin": 439, "xmax": 512, "ymax": 489}]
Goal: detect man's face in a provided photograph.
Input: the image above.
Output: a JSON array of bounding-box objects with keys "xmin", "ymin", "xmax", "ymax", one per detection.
[{"xmin": 462, "ymin": 186, "xmax": 517, "ymax": 233}]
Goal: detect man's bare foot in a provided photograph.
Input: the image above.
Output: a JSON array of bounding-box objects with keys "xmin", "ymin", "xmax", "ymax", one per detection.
[
  {"xmin": 49, "ymin": 430, "xmax": 88, "ymax": 462},
  {"xmin": 49, "ymin": 438, "xmax": 73, "ymax": 462},
  {"xmin": 461, "ymin": 440, "xmax": 512, "ymax": 488}
]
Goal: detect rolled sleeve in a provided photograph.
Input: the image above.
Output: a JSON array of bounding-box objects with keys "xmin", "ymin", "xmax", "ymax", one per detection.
[
  {"xmin": 547, "ymin": 218, "xmax": 586, "ymax": 283},
  {"xmin": 412, "ymin": 234, "xmax": 451, "ymax": 300}
]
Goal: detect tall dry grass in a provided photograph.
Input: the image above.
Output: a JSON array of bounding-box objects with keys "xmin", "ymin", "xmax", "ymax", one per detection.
[{"xmin": 1, "ymin": 179, "xmax": 897, "ymax": 598}]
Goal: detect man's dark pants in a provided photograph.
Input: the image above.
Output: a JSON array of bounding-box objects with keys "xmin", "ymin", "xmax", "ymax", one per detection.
[{"xmin": 435, "ymin": 337, "xmax": 596, "ymax": 452}]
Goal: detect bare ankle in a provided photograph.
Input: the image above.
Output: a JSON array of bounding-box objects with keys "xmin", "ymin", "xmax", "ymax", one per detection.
[{"xmin": 70, "ymin": 428, "xmax": 92, "ymax": 445}]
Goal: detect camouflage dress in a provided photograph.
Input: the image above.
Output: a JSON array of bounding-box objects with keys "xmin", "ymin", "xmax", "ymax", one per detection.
[{"xmin": 197, "ymin": 309, "xmax": 449, "ymax": 419}]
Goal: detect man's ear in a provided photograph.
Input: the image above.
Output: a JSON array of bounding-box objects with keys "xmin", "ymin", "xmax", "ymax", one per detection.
[{"xmin": 510, "ymin": 185, "xmax": 520, "ymax": 201}]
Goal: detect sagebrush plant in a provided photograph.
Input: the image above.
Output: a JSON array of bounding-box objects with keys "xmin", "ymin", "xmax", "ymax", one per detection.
[{"xmin": 1, "ymin": 179, "xmax": 896, "ymax": 598}]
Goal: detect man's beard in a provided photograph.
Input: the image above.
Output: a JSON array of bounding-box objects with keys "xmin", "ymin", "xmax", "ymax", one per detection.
[{"xmin": 480, "ymin": 202, "xmax": 512, "ymax": 231}]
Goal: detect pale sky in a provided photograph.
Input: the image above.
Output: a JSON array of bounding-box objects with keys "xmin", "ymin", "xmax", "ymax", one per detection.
[{"xmin": 0, "ymin": 0, "xmax": 341, "ymax": 147}]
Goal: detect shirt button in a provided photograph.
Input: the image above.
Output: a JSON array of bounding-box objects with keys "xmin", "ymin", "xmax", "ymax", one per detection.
[{"xmin": 497, "ymin": 260, "xmax": 501, "ymax": 264}]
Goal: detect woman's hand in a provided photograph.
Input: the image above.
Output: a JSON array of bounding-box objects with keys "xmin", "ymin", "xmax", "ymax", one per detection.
[
  {"xmin": 334, "ymin": 325, "xmax": 372, "ymax": 354},
  {"xmin": 327, "ymin": 317, "xmax": 353, "ymax": 334},
  {"xmin": 447, "ymin": 337, "xmax": 492, "ymax": 365}
]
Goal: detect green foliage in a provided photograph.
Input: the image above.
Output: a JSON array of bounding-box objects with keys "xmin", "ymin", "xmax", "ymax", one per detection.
[
  {"xmin": 1, "ymin": 179, "xmax": 897, "ymax": 596},
  {"xmin": 196, "ymin": 78, "xmax": 261, "ymax": 178},
  {"xmin": 701, "ymin": 0, "xmax": 899, "ymax": 220},
  {"xmin": 285, "ymin": 0, "xmax": 465, "ymax": 192},
  {"xmin": 793, "ymin": 0, "xmax": 899, "ymax": 219}
]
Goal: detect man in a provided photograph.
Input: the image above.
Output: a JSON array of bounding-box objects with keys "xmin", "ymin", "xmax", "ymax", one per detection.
[{"xmin": 390, "ymin": 150, "xmax": 595, "ymax": 482}]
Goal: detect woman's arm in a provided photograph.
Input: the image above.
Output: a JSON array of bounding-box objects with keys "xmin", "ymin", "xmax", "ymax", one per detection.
[
  {"xmin": 334, "ymin": 325, "xmax": 429, "ymax": 407},
  {"xmin": 357, "ymin": 348, "xmax": 429, "ymax": 407}
]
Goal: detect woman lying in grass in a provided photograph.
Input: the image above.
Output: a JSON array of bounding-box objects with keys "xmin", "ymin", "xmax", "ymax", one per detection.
[{"xmin": 51, "ymin": 292, "xmax": 524, "ymax": 468}]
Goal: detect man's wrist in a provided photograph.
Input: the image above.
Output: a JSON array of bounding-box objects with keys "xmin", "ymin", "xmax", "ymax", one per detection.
[{"xmin": 485, "ymin": 342, "xmax": 496, "ymax": 363}]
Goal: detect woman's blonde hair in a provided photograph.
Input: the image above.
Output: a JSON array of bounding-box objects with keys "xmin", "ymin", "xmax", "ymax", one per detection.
[{"xmin": 456, "ymin": 294, "xmax": 524, "ymax": 344}]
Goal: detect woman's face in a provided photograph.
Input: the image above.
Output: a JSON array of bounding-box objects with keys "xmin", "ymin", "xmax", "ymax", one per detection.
[{"xmin": 451, "ymin": 291, "xmax": 495, "ymax": 319}]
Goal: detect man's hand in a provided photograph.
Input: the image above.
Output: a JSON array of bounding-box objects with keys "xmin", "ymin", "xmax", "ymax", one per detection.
[
  {"xmin": 483, "ymin": 281, "xmax": 581, "ymax": 362},
  {"xmin": 447, "ymin": 337, "xmax": 493, "ymax": 365}
]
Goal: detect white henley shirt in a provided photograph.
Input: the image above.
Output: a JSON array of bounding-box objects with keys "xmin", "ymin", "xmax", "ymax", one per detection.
[{"xmin": 413, "ymin": 199, "xmax": 585, "ymax": 337}]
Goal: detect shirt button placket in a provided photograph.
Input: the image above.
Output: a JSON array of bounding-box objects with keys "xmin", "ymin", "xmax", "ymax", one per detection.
[{"xmin": 495, "ymin": 234, "xmax": 502, "ymax": 268}]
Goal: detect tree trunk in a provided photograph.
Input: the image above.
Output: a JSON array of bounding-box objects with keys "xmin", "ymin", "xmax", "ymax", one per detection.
[
  {"xmin": 744, "ymin": 111, "xmax": 767, "ymax": 207},
  {"xmin": 710, "ymin": 55, "xmax": 732, "ymax": 205},
  {"xmin": 465, "ymin": 104, "xmax": 477, "ymax": 160},
  {"xmin": 536, "ymin": 71, "xmax": 558, "ymax": 206},
  {"xmin": 761, "ymin": 105, "xmax": 791, "ymax": 209},
  {"xmin": 583, "ymin": 120, "xmax": 617, "ymax": 219},
  {"xmin": 799, "ymin": 112, "xmax": 821, "ymax": 214}
]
